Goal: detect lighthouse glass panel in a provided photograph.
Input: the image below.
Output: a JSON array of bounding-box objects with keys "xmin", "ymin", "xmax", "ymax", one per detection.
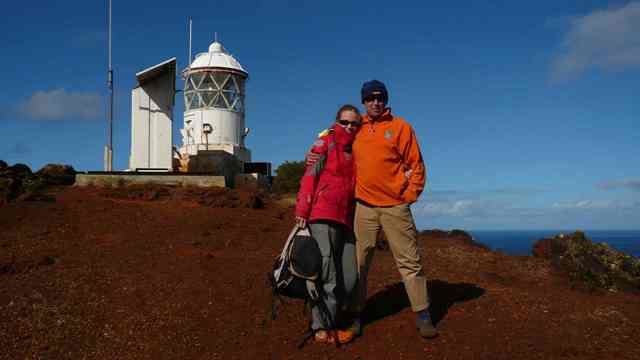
[
  {"xmin": 184, "ymin": 92, "xmax": 195, "ymax": 111},
  {"xmin": 190, "ymin": 73, "xmax": 204, "ymax": 89},
  {"xmin": 222, "ymin": 77, "xmax": 237, "ymax": 92},
  {"xmin": 211, "ymin": 93, "xmax": 226, "ymax": 108},
  {"xmin": 232, "ymin": 97, "xmax": 243, "ymax": 112},
  {"xmin": 223, "ymin": 91, "xmax": 237, "ymax": 108},
  {"xmin": 185, "ymin": 71, "xmax": 244, "ymax": 112},
  {"xmin": 221, "ymin": 75, "xmax": 237, "ymax": 106},
  {"xmin": 200, "ymin": 91, "xmax": 216, "ymax": 106},
  {"xmin": 192, "ymin": 93, "xmax": 204, "ymax": 109},
  {"xmin": 200, "ymin": 74, "xmax": 216, "ymax": 91},
  {"xmin": 185, "ymin": 77, "xmax": 194, "ymax": 91},
  {"xmin": 233, "ymin": 76, "xmax": 244, "ymax": 95},
  {"xmin": 213, "ymin": 72, "xmax": 228, "ymax": 90}
]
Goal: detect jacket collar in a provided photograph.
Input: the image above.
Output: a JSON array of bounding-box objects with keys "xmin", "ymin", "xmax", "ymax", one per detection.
[{"xmin": 330, "ymin": 123, "xmax": 356, "ymax": 144}]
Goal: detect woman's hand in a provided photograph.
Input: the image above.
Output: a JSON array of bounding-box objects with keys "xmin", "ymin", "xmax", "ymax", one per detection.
[
  {"xmin": 295, "ymin": 216, "xmax": 307, "ymax": 229},
  {"xmin": 306, "ymin": 152, "xmax": 321, "ymax": 167}
]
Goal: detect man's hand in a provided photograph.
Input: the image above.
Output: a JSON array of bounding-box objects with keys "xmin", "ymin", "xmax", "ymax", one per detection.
[
  {"xmin": 404, "ymin": 169, "xmax": 413, "ymax": 180},
  {"xmin": 295, "ymin": 216, "xmax": 307, "ymax": 229}
]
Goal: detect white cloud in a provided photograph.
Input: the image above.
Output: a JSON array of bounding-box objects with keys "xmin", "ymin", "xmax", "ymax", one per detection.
[
  {"xmin": 551, "ymin": 2, "xmax": 640, "ymax": 81},
  {"xmin": 551, "ymin": 199, "xmax": 638, "ymax": 210},
  {"xmin": 597, "ymin": 179, "xmax": 640, "ymax": 191},
  {"xmin": 419, "ymin": 200, "xmax": 475, "ymax": 216},
  {"xmin": 18, "ymin": 89, "xmax": 102, "ymax": 121},
  {"xmin": 415, "ymin": 190, "xmax": 640, "ymax": 229}
]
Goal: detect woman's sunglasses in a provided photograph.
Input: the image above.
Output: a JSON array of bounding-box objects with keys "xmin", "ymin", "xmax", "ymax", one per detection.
[{"xmin": 337, "ymin": 120, "xmax": 362, "ymax": 127}]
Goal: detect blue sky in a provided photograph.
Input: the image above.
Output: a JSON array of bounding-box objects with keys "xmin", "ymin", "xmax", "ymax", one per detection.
[{"xmin": 1, "ymin": 0, "xmax": 639, "ymax": 230}]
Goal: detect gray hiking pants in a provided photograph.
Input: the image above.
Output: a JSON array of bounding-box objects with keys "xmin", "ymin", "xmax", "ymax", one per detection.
[{"xmin": 309, "ymin": 222, "xmax": 358, "ymax": 330}]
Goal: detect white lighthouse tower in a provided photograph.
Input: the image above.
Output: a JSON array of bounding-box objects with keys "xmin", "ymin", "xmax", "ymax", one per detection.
[
  {"xmin": 125, "ymin": 33, "xmax": 270, "ymax": 186},
  {"xmin": 178, "ymin": 40, "xmax": 250, "ymax": 171}
]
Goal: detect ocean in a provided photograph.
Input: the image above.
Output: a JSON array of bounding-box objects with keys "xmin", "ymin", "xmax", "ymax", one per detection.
[{"xmin": 468, "ymin": 230, "xmax": 640, "ymax": 258}]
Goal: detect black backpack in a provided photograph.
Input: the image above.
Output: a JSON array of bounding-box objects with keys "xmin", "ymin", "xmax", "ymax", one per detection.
[{"xmin": 269, "ymin": 226, "xmax": 334, "ymax": 347}]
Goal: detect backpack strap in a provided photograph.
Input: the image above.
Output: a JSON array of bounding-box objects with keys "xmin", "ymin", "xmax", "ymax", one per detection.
[{"xmin": 273, "ymin": 226, "xmax": 303, "ymax": 282}]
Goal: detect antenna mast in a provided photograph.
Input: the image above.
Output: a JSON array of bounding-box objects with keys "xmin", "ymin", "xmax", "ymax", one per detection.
[
  {"xmin": 188, "ymin": 17, "xmax": 193, "ymax": 67},
  {"xmin": 105, "ymin": 0, "xmax": 114, "ymax": 171}
]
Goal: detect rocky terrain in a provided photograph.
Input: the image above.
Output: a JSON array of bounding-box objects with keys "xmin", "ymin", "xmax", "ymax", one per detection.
[
  {"xmin": 0, "ymin": 161, "xmax": 75, "ymax": 205},
  {"xmin": 533, "ymin": 231, "xmax": 640, "ymax": 293},
  {"xmin": 0, "ymin": 169, "xmax": 638, "ymax": 359}
]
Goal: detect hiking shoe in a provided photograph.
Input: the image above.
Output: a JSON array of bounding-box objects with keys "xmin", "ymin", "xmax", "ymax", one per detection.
[
  {"xmin": 336, "ymin": 329, "xmax": 357, "ymax": 344},
  {"xmin": 336, "ymin": 318, "xmax": 362, "ymax": 344},
  {"xmin": 314, "ymin": 330, "xmax": 335, "ymax": 344},
  {"xmin": 348, "ymin": 318, "xmax": 362, "ymax": 337},
  {"xmin": 416, "ymin": 311, "xmax": 438, "ymax": 338}
]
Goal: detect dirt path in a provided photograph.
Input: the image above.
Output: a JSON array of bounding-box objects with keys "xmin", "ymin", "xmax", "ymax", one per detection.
[{"xmin": 1, "ymin": 187, "xmax": 638, "ymax": 359}]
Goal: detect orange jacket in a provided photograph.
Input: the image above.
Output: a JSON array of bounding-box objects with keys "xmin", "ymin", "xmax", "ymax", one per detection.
[{"xmin": 353, "ymin": 109, "xmax": 425, "ymax": 206}]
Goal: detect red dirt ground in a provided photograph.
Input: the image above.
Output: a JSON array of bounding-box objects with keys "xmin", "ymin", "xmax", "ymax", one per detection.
[{"xmin": 1, "ymin": 186, "xmax": 638, "ymax": 359}]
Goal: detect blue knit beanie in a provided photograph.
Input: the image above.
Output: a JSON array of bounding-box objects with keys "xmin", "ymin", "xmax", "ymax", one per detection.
[{"xmin": 361, "ymin": 80, "xmax": 389, "ymax": 104}]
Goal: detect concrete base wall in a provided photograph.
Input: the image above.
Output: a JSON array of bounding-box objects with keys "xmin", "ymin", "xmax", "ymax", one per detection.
[{"xmin": 75, "ymin": 173, "xmax": 226, "ymax": 188}]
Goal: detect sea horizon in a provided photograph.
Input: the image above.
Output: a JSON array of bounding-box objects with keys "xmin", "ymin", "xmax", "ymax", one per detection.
[{"xmin": 463, "ymin": 229, "xmax": 640, "ymax": 258}]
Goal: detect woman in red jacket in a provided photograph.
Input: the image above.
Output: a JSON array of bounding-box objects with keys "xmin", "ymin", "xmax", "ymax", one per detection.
[{"xmin": 295, "ymin": 104, "xmax": 361, "ymax": 344}]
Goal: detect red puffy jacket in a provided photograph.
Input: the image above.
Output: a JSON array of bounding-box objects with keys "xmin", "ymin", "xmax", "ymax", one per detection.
[{"xmin": 295, "ymin": 124, "xmax": 356, "ymax": 228}]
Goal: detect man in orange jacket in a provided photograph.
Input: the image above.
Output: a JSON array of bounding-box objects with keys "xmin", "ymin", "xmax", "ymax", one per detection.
[{"xmin": 350, "ymin": 80, "xmax": 436, "ymax": 339}]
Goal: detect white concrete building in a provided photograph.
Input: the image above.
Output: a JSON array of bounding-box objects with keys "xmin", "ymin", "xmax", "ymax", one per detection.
[{"xmin": 129, "ymin": 58, "xmax": 176, "ymax": 171}]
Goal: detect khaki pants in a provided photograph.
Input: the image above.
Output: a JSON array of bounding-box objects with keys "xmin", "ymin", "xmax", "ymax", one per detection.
[{"xmin": 353, "ymin": 201, "xmax": 429, "ymax": 312}]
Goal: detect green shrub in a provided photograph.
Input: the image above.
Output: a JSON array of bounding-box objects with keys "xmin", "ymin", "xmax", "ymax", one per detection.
[{"xmin": 272, "ymin": 160, "xmax": 305, "ymax": 194}]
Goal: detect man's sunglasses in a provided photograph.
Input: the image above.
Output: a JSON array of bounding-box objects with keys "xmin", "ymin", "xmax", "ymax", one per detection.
[
  {"xmin": 363, "ymin": 95, "xmax": 386, "ymax": 103},
  {"xmin": 337, "ymin": 120, "xmax": 362, "ymax": 127}
]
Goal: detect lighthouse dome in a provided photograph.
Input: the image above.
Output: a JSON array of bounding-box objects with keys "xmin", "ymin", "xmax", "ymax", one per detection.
[{"xmin": 189, "ymin": 41, "xmax": 247, "ymax": 75}]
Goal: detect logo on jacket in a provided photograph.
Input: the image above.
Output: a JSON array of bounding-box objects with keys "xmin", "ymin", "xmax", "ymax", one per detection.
[{"xmin": 384, "ymin": 129, "xmax": 393, "ymax": 140}]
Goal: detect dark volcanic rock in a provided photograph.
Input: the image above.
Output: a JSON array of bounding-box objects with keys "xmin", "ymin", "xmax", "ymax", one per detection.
[
  {"xmin": 36, "ymin": 164, "xmax": 76, "ymax": 185},
  {"xmin": 420, "ymin": 229, "xmax": 448, "ymax": 238},
  {"xmin": 533, "ymin": 237, "xmax": 567, "ymax": 258},
  {"xmin": 533, "ymin": 231, "xmax": 640, "ymax": 292},
  {"xmin": 448, "ymin": 229, "xmax": 489, "ymax": 250},
  {"xmin": 0, "ymin": 163, "xmax": 33, "ymax": 203},
  {"xmin": 244, "ymin": 192, "xmax": 265, "ymax": 209},
  {"xmin": 1, "ymin": 177, "xmax": 21, "ymax": 201},
  {"xmin": 8, "ymin": 163, "xmax": 33, "ymax": 178},
  {"xmin": 0, "ymin": 163, "xmax": 75, "ymax": 204},
  {"xmin": 420, "ymin": 229, "xmax": 488, "ymax": 250},
  {"xmin": 449, "ymin": 229, "xmax": 472, "ymax": 240}
]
